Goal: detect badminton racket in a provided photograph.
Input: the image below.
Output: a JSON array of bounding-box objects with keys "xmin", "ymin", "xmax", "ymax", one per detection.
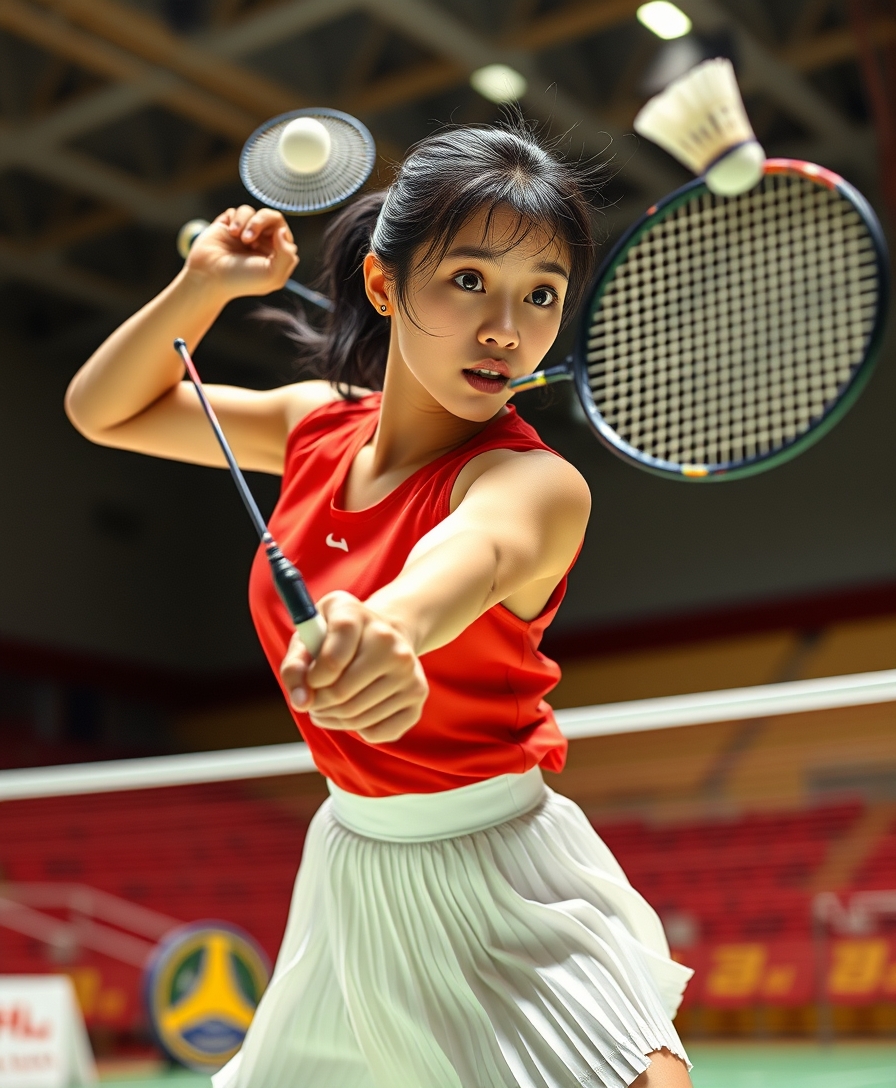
[
  {"xmin": 511, "ymin": 158, "xmax": 889, "ymax": 480},
  {"xmin": 173, "ymin": 338, "xmax": 326, "ymax": 655}
]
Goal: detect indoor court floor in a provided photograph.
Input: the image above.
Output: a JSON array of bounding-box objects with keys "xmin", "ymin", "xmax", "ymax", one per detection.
[{"xmin": 97, "ymin": 1044, "xmax": 896, "ymax": 1088}]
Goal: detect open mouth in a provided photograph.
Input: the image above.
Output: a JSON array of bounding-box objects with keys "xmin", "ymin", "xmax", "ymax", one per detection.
[{"xmin": 462, "ymin": 367, "xmax": 509, "ymax": 393}]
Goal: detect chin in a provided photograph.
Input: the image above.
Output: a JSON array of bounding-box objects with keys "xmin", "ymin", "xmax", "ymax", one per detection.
[{"xmin": 456, "ymin": 397, "xmax": 509, "ymax": 422}]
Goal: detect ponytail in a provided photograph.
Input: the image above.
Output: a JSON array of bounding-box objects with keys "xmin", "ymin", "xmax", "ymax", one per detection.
[{"xmin": 260, "ymin": 191, "xmax": 389, "ymax": 395}]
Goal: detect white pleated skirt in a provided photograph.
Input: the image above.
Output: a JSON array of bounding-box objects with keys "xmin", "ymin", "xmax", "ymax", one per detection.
[{"xmin": 212, "ymin": 768, "xmax": 693, "ymax": 1088}]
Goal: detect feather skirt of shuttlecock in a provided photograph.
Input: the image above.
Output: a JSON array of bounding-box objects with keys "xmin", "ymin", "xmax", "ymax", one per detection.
[{"xmin": 634, "ymin": 57, "xmax": 758, "ymax": 176}]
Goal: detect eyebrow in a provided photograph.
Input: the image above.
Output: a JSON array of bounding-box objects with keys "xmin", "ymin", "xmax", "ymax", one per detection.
[{"xmin": 445, "ymin": 245, "xmax": 570, "ymax": 281}]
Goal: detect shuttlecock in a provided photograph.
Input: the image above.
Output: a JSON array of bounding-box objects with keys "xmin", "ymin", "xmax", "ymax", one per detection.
[
  {"xmin": 278, "ymin": 116, "xmax": 331, "ymax": 174},
  {"xmin": 634, "ymin": 57, "xmax": 765, "ymax": 195}
]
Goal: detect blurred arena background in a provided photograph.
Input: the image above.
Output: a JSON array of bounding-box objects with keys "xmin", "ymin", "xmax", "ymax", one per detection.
[{"xmin": 0, "ymin": 0, "xmax": 895, "ymax": 1083}]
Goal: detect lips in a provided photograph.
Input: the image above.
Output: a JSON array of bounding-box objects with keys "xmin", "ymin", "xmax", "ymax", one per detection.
[
  {"xmin": 465, "ymin": 358, "xmax": 510, "ymax": 378},
  {"xmin": 462, "ymin": 359, "xmax": 511, "ymax": 395}
]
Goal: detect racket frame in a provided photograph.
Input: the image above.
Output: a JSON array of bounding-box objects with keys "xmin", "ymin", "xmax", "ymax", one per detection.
[{"xmin": 572, "ymin": 159, "xmax": 890, "ymax": 481}]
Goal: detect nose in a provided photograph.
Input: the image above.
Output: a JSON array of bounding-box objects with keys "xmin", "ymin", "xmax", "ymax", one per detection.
[{"xmin": 478, "ymin": 300, "xmax": 518, "ymax": 351}]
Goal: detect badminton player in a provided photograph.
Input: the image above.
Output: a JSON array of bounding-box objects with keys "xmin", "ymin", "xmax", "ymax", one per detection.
[{"xmin": 65, "ymin": 123, "xmax": 693, "ymax": 1088}]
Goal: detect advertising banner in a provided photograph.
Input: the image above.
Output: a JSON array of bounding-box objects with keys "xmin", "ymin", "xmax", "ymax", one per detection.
[
  {"xmin": 0, "ymin": 977, "xmax": 96, "ymax": 1088},
  {"xmin": 674, "ymin": 937, "xmax": 896, "ymax": 1007}
]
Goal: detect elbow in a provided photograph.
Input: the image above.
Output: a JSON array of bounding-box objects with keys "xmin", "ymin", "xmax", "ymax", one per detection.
[{"xmin": 64, "ymin": 378, "xmax": 105, "ymax": 444}]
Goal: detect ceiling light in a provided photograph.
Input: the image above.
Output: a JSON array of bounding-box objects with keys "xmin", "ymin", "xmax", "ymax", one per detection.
[
  {"xmin": 470, "ymin": 64, "xmax": 528, "ymax": 104},
  {"xmin": 636, "ymin": 1, "xmax": 693, "ymax": 40}
]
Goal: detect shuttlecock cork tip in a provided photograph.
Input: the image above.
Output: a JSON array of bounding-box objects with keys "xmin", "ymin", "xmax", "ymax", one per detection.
[
  {"xmin": 634, "ymin": 57, "xmax": 766, "ymax": 195},
  {"xmin": 278, "ymin": 116, "xmax": 331, "ymax": 175}
]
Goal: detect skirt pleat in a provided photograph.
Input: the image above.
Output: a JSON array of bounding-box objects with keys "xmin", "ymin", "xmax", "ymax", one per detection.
[{"xmin": 213, "ymin": 786, "xmax": 692, "ymax": 1088}]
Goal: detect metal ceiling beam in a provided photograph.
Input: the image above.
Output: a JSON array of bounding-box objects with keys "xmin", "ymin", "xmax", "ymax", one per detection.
[
  {"xmin": 0, "ymin": 0, "xmax": 347, "ymax": 158},
  {"xmin": 31, "ymin": 0, "xmax": 306, "ymax": 117},
  {"xmin": 362, "ymin": 0, "xmax": 678, "ymax": 195},
  {"xmin": 0, "ymin": 122, "xmax": 202, "ymax": 227},
  {"xmin": 0, "ymin": 0, "xmax": 257, "ymax": 140},
  {"xmin": 195, "ymin": 0, "xmax": 357, "ymax": 60},
  {"xmin": 677, "ymin": 0, "xmax": 867, "ymax": 163},
  {"xmin": 782, "ymin": 16, "xmax": 896, "ymax": 72},
  {"xmin": 0, "ymin": 239, "xmax": 142, "ymax": 309}
]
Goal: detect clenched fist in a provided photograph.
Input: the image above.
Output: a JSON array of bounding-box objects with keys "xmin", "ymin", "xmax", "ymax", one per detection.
[
  {"xmin": 280, "ymin": 591, "xmax": 429, "ymax": 744},
  {"xmin": 185, "ymin": 205, "xmax": 298, "ymax": 301}
]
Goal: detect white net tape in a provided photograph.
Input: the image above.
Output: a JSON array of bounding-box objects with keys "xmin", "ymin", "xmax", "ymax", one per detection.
[
  {"xmin": 586, "ymin": 174, "xmax": 879, "ymax": 468},
  {"xmin": 2, "ymin": 669, "xmax": 895, "ymax": 800}
]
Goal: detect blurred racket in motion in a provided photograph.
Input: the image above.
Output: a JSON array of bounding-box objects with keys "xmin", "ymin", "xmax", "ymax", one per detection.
[
  {"xmin": 177, "ymin": 106, "xmax": 376, "ymax": 311},
  {"xmin": 240, "ymin": 107, "xmax": 375, "ymax": 215},
  {"xmin": 512, "ymin": 62, "xmax": 889, "ymax": 480}
]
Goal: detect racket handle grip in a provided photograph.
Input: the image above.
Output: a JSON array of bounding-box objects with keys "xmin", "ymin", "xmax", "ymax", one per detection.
[
  {"xmin": 295, "ymin": 613, "xmax": 327, "ymax": 657},
  {"xmin": 265, "ymin": 541, "xmax": 327, "ymax": 656}
]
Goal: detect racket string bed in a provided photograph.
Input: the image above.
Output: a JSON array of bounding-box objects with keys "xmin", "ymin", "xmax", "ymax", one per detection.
[{"xmin": 584, "ymin": 171, "xmax": 880, "ymax": 471}]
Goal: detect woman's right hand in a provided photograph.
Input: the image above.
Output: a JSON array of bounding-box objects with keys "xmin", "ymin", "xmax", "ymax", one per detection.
[{"xmin": 185, "ymin": 205, "xmax": 299, "ymax": 300}]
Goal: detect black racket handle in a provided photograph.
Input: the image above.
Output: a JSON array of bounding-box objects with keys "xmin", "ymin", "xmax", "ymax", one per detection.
[{"xmin": 266, "ymin": 541, "xmax": 326, "ymax": 656}]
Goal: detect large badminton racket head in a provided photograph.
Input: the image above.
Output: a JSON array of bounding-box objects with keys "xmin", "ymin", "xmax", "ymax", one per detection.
[
  {"xmin": 240, "ymin": 107, "xmax": 376, "ymax": 215},
  {"xmin": 572, "ymin": 159, "xmax": 889, "ymax": 480}
]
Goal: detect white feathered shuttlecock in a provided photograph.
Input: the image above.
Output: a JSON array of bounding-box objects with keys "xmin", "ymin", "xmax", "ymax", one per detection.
[{"xmin": 634, "ymin": 57, "xmax": 765, "ymax": 195}]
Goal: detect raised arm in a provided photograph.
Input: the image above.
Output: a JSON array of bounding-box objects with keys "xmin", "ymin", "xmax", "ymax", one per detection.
[
  {"xmin": 65, "ymin": 205, "xmax": 339, "ymax": 474},
  {"xmin": 280, "ymin": 448, "xmax": 591, "ymax": 742}
]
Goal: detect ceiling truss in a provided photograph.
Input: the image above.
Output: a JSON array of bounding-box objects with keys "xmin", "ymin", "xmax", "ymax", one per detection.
[{"xmin": 0, "ymin": 0, "xmax": 887, "ymax": 325}]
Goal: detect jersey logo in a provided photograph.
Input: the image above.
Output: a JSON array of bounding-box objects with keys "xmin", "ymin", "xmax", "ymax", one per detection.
[{"xmin": 326, "ymin": 533, "xmax": 349, "ymax": 552}]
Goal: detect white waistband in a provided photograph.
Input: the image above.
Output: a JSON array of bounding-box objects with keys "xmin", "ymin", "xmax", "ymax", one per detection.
[{"xmin": 326, "ymin": 767, "xmax": 546, "ymax": 842}]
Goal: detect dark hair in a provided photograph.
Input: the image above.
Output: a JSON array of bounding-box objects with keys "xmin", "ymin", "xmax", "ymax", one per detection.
[{"xmin": 268, "ymin": 122, "xmax": 598, "ymax": 393}]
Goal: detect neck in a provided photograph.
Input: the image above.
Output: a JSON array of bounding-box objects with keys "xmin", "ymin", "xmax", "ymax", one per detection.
[{"xmin": 367, "ymin": 342, "xmax": 501, "ymax": 477}]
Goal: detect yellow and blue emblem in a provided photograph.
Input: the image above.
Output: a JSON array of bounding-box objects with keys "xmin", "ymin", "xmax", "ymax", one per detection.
[{"xmin": 144, "ymin": 921, "xmax": 271, "ymax": 1072}]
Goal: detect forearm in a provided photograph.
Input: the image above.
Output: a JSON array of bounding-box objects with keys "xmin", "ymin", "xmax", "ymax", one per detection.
[
  {"xmin": 365, "ymin": 530, "xmax": 504, "ymax": 657},
  {"xmin": 65, "ymin": 268, "xmax": 229, "ymax": 437}
]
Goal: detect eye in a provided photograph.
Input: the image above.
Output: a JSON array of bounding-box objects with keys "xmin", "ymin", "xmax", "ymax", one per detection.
[
  {"xmin": 528, "ymin": 286, "xmax": 559, "ymax": 308},
  {"xmin": 453, "ymin": 271, "xmax": 484, "ymax": 292}
]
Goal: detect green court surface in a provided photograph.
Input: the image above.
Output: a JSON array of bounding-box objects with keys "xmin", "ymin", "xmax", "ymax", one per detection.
[
  {"xmin": 98, "ymin": 1044, "xmax": 896, "ymax": 1087},
  {"xmin": 687, "ymin": 1044, "xmax": 896, "ymax": 1088}
]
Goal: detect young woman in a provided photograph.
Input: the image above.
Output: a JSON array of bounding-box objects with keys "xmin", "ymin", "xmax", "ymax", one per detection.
[{"xmin": 65, "ymin": 124, "xmax": 693, "ymax": 1088}]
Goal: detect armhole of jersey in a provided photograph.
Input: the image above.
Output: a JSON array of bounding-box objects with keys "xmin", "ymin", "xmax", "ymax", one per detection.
[
  {"xmin": 283, "ymin": 392, "xmax": 378, "ymax": 464},
  {"xmin": 440, "ymin": 437, "xmax": 567, "ymax": 521},
  {"xmin": 491, "ymin": 572, "xmax": 569, "ymax": 634}
]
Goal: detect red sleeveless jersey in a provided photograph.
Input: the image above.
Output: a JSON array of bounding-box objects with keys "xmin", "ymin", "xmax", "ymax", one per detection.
[{"xmin": 248, "ymin": 393, "xmax": 571, "ymax": 797}]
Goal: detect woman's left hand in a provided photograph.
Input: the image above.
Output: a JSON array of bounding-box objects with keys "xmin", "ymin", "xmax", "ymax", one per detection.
[{"xmin": 280, "ymin": 591, "xmax": 429, "ymax": 744}]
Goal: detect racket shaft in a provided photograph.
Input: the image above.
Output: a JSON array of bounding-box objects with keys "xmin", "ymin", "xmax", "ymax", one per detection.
[
  {"xmin": 283, "ymin": 278, "xmax": 334, "ymax": 311},
  {"xmin": 173, "ymin": 338, "xmax": 325, "ymax": 654},
  {"xmin": 174, "ymin": 339, "xmax": 268, "ymax": 539},
  {"xmin": 509, "ymin": 364, "xmax": 572, "ymax": 392}
]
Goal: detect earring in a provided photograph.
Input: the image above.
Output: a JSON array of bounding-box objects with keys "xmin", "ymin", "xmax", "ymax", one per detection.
[{"xmin": 380, "ymin": 304, "xmax": 388, "ymax": 312}]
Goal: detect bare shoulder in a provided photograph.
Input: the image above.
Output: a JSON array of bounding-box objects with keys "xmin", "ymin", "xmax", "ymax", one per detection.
[
  {"xmin": 450, "ymin": 446, "xmax": 590, "ymax": 516},
  {"xmin": 281, "ymin": 380, "xmax": 373, "ymax": 431}
]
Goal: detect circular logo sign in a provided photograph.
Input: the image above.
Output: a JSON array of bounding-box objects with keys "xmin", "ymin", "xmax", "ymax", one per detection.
[{"xmin": 144, "ymin": 921, "xmax": 271, "ymax": 1072}]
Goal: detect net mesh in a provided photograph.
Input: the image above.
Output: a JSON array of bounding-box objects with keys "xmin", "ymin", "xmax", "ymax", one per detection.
[{"xmin": 585, "ymin": 173, "xmax": 880, "ymax": 470}]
